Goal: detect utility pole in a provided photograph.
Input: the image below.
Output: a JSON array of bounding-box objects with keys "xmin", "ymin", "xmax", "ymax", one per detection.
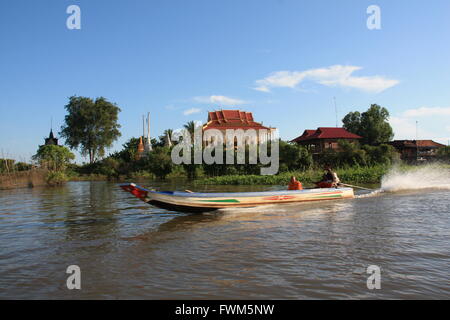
[
  {"xmin": 333, "ymin": 97, "xmax": 338, "ymax": 127},
  {"xmin": 416, "ymin": 120, "xmax": 419, "ymax": 162}
]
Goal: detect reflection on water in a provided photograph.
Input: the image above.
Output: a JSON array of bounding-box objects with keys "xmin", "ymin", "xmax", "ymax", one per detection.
[{"xmin": 0, "ymin": 181, "xmax": 449, "ymax": 299}]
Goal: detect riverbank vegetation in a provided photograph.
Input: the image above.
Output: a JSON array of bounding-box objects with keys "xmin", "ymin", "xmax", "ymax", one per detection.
[
  {"xmin": 3, "ymin": 100, "xmax": 449, "ymax": 189},
  {"xmin": 198, "ymin": 165, "xmax": 390, "ymax": 185},
  {"xmin": 32, "ymin": 145, "xmax": 75, "ymax": 186},
  {"xmin": 64, "ymin": 136, "xmax": 400, "ymax": 184},
  {"xmin": 0, "ymin": 158, "xmax": 48, "ymax": 189}
]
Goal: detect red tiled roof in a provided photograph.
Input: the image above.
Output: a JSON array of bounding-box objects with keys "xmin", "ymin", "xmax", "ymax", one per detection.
[
  {"xmin": 291, "ymin": 127, "xmax": 362, "ymax": 142},
  {"xmin": 390, "ymin": 140, "xmax": 446, "ymax": 148},
  {"xmin": 203, "ymin": 110, "xmax": 271, "ymax": 130}
]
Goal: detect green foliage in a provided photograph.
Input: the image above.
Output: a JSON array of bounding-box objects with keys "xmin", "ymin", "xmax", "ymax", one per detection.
[
  {"xmin": 279, "ymin": 141, "xmax": 313, "ymax": 171},
  {"xmin": 32, "ymin": 145, "xmax": 75, "ymax": 171},
  {"xmin": 315, "ymin": 140, "xmax": 399, "ymax": 168},
  {"xmin": 201, "ymin": 144, "xmax": 263, "ymax": 177},
  {"xmin": 70, "ymin": 133, "xmax": 400, "ymax": 183},
  {"xmin": 199, "ymin": 165, "xmax": 389, "ymax": 185},
  {"xmin": 335, "ymin": 140, "xmax": 367, "ymax": 166},
  {"xmin": 45, "ymin": 171, "xmax": 68, "ymax": 186},
  {"xmin": 161, "ymin": 129, "xmax": 174, "ymax": 147},
  {"xmin": 15, "ymin": 162, "xmax": 32, "ymax": 171},
  {"xmin": 316, "ymin": 140, "xmax": 366, "ymax": 167},
  {"xmin": 184, "ymin": 121, "xmax": 196, "ymax": 137},
  {"xmin": 343, "ymin": 104, "xmax": 394, "ymax": 145},
  {"xmin": 362, "ymin": 143, "xmax": 400, "ymax": 166},
  {"xmin": 0, "ymin": 159, "xmax": 15, "ymax": 174},
  {"xmin": 145, "ymin": 147, "xmax": 174, "ymax": 179},
  {"xmin": 110, "ymin": 137, "xmax": 140, "ymax": 163},
  {"xmin": 437, "ymin": 146, "xmax": 450, "ymax": 161},
  {"xmin": 60, "ymin": 96, "xmax": 121, "ymax": 163}
]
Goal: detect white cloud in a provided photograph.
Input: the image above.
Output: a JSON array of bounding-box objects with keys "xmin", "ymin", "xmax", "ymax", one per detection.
[
  {"xmin": 402, "ymin": 106, "xmax": 450, "ymax": 118},
  {"xmin": 254, "ymin": 65, "xmax": 399, "ymax": 93},
  {"xmin": 389, "ymin": 115, "xmax": 446, "ymax": 142},
  {"xmin": 390, "ymin": 104, "xmax": 450, "ymax": 143},
  {"xmin": 183, "ymin": 108, "xmax": 201, "ymax": 115},
  {"xmin": 194, "ymin": 95, "xmax": 245, "ymax": 106},
  {"xmin": 389, "ymin": 116, "xmax": 421, "ymax": 139}
]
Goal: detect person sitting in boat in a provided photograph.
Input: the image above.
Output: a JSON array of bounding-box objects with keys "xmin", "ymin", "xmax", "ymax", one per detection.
[
  {"xmin": 288, "ymin": 176, "xmax": 303, "ymax": 190},
  {"xmin": 316, "ymin": 166, "xmax": 341, "ymax": 188}
]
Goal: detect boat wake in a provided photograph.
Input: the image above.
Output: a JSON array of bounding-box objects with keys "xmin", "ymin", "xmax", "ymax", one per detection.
[
  {"xmin": 380, "ymin": 164, "xmax": 450, "ymax": 192},
  {"xmin": 353, "ymin": 164, "xmax": 450, "ymax": 199},
  {"xmin": 355, "ymin": 188, "xmax": 384, "ymax": 198}
]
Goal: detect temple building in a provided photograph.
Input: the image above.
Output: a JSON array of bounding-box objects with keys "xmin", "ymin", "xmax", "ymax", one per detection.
[
  {"xmin": 202, "ymin": 110, "xmax": 276, "ymax": 145},
  {"xmin": 44, "ymin": 129, "xmax": 58, "ymax": 146},
  {"xmin": 135, "ymin": 113, "xmax": 152, "ymax": 159},
  {"xmin": 291, "ymin": 127, "xmax": 362, "ymax": 154}
]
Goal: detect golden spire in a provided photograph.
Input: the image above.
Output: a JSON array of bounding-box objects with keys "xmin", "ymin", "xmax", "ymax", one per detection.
[{"xmin": 135, "ymin": 136, "xmax": 145, "ymax": 160}]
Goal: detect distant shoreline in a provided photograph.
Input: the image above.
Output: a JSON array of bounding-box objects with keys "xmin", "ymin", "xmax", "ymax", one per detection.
[
  {"xmin": 3, "ymin": 163, "xmax": 448, "ymax": 190},
  {"xmin": 66, "ymin": 165, "xmax": 391, "ymax": 185},
  {"xmin": 0, "ymin": 169, "xmax": 48, "ymax": 190}
]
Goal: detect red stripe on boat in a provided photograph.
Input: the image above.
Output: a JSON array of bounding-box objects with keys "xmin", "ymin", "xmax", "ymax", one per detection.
[
  {"xmin": 121, "ymin": 184, "xmax": 148, "ymax": 200},
  {"xmin": 263, "ymin": 195, "xmax": 296, "ymax": 201}
]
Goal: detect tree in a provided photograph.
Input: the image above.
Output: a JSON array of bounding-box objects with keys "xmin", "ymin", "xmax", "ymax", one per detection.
[
  {"xmin": 111, "ymin": 137, "xmax": 140, "ymax": 162},
  {"xmin": 362, "ymin": 144, "xmax": 400, "ymax": 165},
  {"xmin": 336, "ymin": 140, "xmax": 367, "ymax": 167},
  {"xmin": 163, "ymin": 129, "xmax": 173, "ymax": 147},
  {"xmin": 146, "ymin": 147, "xmax": 173, "ymax": 179},
  {"xmin": 60, "ymin": 96, "xmax": 121, "ymax": 163},
  {"xmin": 342, "ymin": 104, "xmax": 394, "ymax": 145},
  {"xmin": 279, "ymin": 141, "xmax": 312, "ymax": 171},
  {"xmin": 32, "ymin": 145, "xmax": 75, "ymax": 171},
  {"xmin": 0, "ymin": 159, "xmax": 15, "ymax": 174},
  {"xmin": 15, "ymin": 162, "xmax": 32, "ymax": 171},
  {"xmin": 183, "ymin": 121, "xmax": 196, "ymax": 137},
  {"xmin": 437, "ymin": 146, "xmax": 450, "ymax": 161}
]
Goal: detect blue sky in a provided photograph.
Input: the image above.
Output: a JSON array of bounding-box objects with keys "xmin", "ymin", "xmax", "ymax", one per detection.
[{"xmin": 1, "ymin": 0, "xmax": 450, "ymax": 162}]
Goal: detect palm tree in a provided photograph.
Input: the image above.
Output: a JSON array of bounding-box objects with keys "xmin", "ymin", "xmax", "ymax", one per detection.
[
  {"xmin": 163, "ymin": 129, "xmax": 173, "ymax": 147},
  {"xmin": 183, "ymin": 121, "xmax": 196, "ymax": 137}
]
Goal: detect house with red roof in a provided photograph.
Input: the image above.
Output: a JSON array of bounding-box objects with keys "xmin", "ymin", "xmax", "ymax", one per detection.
[
  {"xmin": 203, "ymin": 110, "xmax": 276, "ymax": 144},
  {"xmin": 291, "ymin": 127, "xmax": 362, "ymax": 154},
  {"xmin": 388, "ymin": 140, "xmax": 446, "ymax": 162}
]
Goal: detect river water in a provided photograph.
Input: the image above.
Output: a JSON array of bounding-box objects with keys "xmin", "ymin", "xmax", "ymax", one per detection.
[{"xmin": 0, "ymin": 176, "xmax": 449, "ymax": 299}]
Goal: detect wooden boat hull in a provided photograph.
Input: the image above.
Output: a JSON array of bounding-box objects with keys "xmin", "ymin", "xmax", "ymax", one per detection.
[{"xmin": 120, "ymin": 183, "xmax": 355, "ymax": 213}]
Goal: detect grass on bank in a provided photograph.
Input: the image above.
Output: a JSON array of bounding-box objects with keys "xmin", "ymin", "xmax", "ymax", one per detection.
[
  {"xmin": 197, "ymin": 163, "xmax": 450, "ymax": 186},
  {"xmin": 195, "ymin": 165, "xmax": 390, "ymax": 185},
  {"xmin": 65, "ymin": 163, "xmax": 449, "ymax": 186}
]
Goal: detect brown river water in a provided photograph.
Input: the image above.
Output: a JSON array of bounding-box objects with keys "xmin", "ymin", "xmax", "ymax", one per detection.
[{"xmin": 0, "ymin": 171, "xmax": 449, "ymax": 299}]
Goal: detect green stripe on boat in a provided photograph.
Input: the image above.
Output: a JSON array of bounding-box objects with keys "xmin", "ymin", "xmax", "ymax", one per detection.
[
  {"xmin": 313, "ymin": 194, "xmax": 343, "ymax": 199},
  {"xmin": 197, "ymin": 199, "xmax": 240, "ymax": 203}
]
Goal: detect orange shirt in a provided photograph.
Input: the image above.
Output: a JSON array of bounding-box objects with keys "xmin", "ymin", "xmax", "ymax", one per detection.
[{"xmin": 288, "ymin": 181, "xmax": 303, "ymax": 190}]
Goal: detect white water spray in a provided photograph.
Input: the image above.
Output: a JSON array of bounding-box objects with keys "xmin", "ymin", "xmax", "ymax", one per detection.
[{"xmin": 381, "ymin": 164, "xmax": 450, "ymax": 192}]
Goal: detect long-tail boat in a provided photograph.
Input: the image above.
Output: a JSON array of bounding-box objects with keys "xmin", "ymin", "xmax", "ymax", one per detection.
[{"xmin": 120, "ymin": 183, "xmax": 355, "ymax": 213}]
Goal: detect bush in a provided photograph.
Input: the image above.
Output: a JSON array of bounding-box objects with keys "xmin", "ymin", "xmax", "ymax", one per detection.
[
  {"xmin": 437, "ymin": 146, "xmax": 450, "ymax": 161},
  {"xmin": 362, "ymin": 144, "xmax": 400, "ymax": 166},
  {"xmin": 32, "ymin": 145, "xmax": 75, "ymax": 171},
  {"xmin": 46, "ymin": 171, "xmax": 68, "ymax": 186},
  {"xmin": 145, "ymin": 147, "xmax": 174, "ymax": 179},
  {"xmin": 279, "ymin": 141, "xmax": 312, "ymax": 171},
  {"xmin": 197, "ymin": 165, "xmax": 391, "ymax": 185}
]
